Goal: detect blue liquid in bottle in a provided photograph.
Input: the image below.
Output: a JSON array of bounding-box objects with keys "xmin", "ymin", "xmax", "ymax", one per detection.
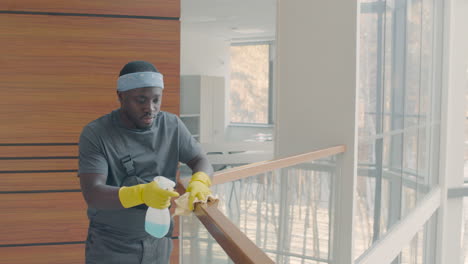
[{"xmin": 145, "ymin": 221, "xmax": 170, "ymax": 238}]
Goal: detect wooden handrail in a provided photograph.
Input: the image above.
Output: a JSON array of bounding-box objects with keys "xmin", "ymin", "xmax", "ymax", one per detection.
[
  {"xmin": 194, "ymin": 199, "xmax": 275, "ymax": 264},
  {"xmin": 212, "ymin": 145, "xmax": 345, "ymax": 185}
]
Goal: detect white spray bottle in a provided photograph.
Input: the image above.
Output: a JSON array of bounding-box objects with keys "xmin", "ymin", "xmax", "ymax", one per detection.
[{"xmin": 145, "ymin": 176, "xmax": 176, "ymax": 238}]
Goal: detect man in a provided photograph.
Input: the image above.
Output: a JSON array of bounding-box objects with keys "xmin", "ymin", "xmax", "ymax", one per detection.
[{"xmin": 78, "ymin": 60, "xmax": 214, "ymax": 263}]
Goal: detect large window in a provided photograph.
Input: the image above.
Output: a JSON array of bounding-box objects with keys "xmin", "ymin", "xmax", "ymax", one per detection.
[
  {"xmin": 229, "ymin": 42, "xmax": 274, "ymax": 125},
  {"xmin": 355, "ymin": 0, "xmax": 443, "ymax": 261}
]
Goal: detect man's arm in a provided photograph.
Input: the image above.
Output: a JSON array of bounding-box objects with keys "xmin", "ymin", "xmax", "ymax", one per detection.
[
  {"xmin": 80, "ymin": 172, "xmax": 179, "ymax": 210},
  {"xmin": 185, "ymin": 153, "xmax": 214, "ymax": 179},
  {"xmin": 79, "ymin": 173, "xmax": 124, "ymax": 209},
  {"xmin": 78, "ymin": 127, "xmax": 124, "ymax": 210},
  {"xmin": 185, "ymin": 153, "xmax": 214, "ymax": 210}
]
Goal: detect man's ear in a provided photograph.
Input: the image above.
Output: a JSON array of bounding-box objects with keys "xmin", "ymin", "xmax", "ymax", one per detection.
[{"xmin": 117, "ymin": 91, "xmax": 123, "ymax": 103}]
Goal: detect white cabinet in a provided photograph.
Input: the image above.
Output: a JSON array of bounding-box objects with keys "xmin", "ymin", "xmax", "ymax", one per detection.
[{"xmin": 180, "ymin": 75, "xmax": 225, "ymax": 143}]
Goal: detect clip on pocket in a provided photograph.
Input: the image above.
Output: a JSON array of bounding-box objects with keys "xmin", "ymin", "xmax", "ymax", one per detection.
[{"xmin": 121, "ymin": 155, "xmax": 136, "ymax": 177}]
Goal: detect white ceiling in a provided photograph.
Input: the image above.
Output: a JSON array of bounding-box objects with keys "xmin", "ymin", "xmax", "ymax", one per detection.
[{"xmin": 181, "ymin": 0, "xmax": 277, "ymax": 41}]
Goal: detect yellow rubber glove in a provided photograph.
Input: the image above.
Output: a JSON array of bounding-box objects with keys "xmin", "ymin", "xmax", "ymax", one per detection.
[
  {"xmin": 186, "ymin": 172, "xmax": 212, "ymax": 210},
  {"xmin": 119, "ymin": 181, "xmax": 180, "ymax": 209}
]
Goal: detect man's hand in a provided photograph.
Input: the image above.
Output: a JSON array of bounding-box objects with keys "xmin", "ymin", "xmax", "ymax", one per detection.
[
  {"xmin": 186, "ymin": 172, "xmax": 212, "ymax": 210},
  {"xmin": 119, "ymin": 181, "xmax": 180, "ymax": 209}
]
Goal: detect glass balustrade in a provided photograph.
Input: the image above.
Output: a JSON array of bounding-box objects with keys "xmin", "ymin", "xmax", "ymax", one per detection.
[{"xmin": 179, "ymin": 155, "xmax": 340, "ymax": 264}]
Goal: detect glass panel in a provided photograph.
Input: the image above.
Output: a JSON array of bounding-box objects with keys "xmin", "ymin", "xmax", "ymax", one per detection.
[
  {"xmin": 355, "ymin": 135, "xmax": 404, "ymax": 256},
  {"xmin": 404, "ymin": 0, "xmax": 422, "ymax": 129},
  {"xmin": 180, "ymin": 156, "xmax": 338, "ymax": 263},
  {"xmin": 229, "ymin": 44, "xmax": 270, "ymax": 124},
  {"xmin": 402, "ymin": 130, "xmax": 418, "ymax": 217},
  {"xmin": 354, "ymin": 138, "xmax": 383, "ymax": 256},
  {"xmin": 429, "ymin": 0, "xmax": 443, "ymax": 124},
  {"xmin": 418, "ymin": 0, "xmax": 434, "ymax": 127},
  {"xmin": 358, "ymin": 3, "xmax": 379, "ymax": 138},
  {"xmin": 380, "ymin": 172, "xmax": 392, "ymax": 235},
  {"xmin": 383, "ymin": 134, "xmax": 404, "ymax": 231},
  {"xmin": 417, "ymin": 0, "xmax": 436, "ymax": 194},
  {"xmin": 283, "ymin": 166, "xmax": 333, "ymax": 261},
  {"xmin": 356, "ymin": 0, "xmax": 386, "ymax": 258},
  {"xmin": 401, "ymin": 184, "xmax": 417, "ymax": 220},
  {"xmin": 383, "ymin": 0, "xmax": 396, "ymax": 134},
  {"xmin": 180, "ymin": 232, "xmax": 229, "ymax": 264},
  {"xmin": 391, "ymin": 212, "xmax": 436, "ymax": 264},
  {"xmin": 399, "ymin": 229, "xmax": 424, "ymax": 264},
  {"xmin": 386, "ymin": 0, "xmax": 407, "ymax": 133},
  {"xmin": 431, "ymin": 67, "xmax": 442, "ymax": 123},
  {"xmin": 417, "ymin": 125, "xmax": 430, "ymax": 200},
  {"xmin": 355, "ymin": 135, "xmax": 407, "ymax": 259},
  {"xmin": 221, "ymin": 172, "xmax": 282, "ymax": 255},
  {"xmin": 354, "ymin": 173, "xmax": 376, "ymax": 258},
  {"xmin": 429, "ymin": 124, "xmax": 440, "ymax": 186}
]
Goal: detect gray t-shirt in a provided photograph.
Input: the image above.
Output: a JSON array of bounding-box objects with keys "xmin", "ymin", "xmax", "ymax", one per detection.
[
  {"xmin": 78, "ymin": 109, "xmax": 201, "ymax": 235},
  {"xmin": 79, "ymin": 109, "xmax": 200, "ymax": 184}
]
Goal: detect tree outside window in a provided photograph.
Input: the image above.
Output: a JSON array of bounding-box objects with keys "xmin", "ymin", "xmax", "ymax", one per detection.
[{"xmin": 229, "ymin": 43, "xmax": 272, "ymax": 125}]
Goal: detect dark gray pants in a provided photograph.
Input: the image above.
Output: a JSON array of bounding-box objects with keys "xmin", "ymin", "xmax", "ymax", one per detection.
[{"xmin": 85, "ymin": 224, "xmax": 173, "ymax": 264}]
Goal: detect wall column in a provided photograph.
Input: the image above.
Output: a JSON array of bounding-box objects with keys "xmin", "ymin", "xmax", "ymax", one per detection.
[{"xmin": 275, "ymin": 1, "xmax": 360, "ymax": 263}]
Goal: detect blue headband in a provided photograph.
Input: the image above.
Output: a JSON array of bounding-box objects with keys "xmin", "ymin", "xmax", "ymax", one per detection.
[{"xmin": 117, "ymin": 71, "xmax": 164, "ymax": 92}]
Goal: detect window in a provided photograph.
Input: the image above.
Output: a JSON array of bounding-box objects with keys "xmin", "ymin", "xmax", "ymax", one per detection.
[
  {"xmin": 355, "ymin": 0, "xmax": 443, "ymax": 260},
  {"xmin": 229, "ymin": 42, "xmax": 274, "ymax": 125}
]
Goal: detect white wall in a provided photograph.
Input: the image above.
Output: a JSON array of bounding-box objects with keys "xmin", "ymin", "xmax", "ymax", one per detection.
[
  {"xmin": 180, "ymin": 27, "xmax": 231, "ymax": 132},
  {"xmin": 275, "ymin": 1, "xmax": 359, "ymax": 158},
  {"xmin": 275, "ymin": 1, "xmax": 359, "ymax": 263},
  {"xmin": 180, "ymin": 29, "xmax": 230, "ymax": 77},
  {"xmin": 180, "ymin": 27, "xmax": 230, "ymax": 130}
]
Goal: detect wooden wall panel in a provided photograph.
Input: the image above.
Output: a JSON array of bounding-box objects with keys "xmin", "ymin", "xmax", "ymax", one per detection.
[
  {"xmin": 0, "ymin": 145, "xmax": 79, "ymax": 191},
  {"xmin": 1, "ymin": 0, "xmax": 182, "ymax": 261},
  {"xmin": 0, "ymin": 244, "xmax": 85, "ymax": 264},
  {"xmin": 0, "ymin": 0, "xmax": 179, "ymax": 18},
  {"xmin": 0, "ymin": 145, "xmax": 77, "ymax": 158},
  {"xmin": 0, "ymin": 14, "xmax": 180, "ymax": 143},
  {"xmin": 0, "ymin": 192, "xmax": 88, "ymax": 245},
  {"xmin": 0, "ymin": 159, "xmax": 78, "ymax": 171},
  {"xmin": 0, "ymin": 172, "xmax": 79, "ymax": 192}
]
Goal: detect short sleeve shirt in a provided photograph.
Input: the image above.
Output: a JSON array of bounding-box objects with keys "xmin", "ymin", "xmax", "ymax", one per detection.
[
  {"xmin": 78, "ymin": 109, "xmax": 202, "ymax": 236},
  {"xmin": 78, "ymin": 110, "xmax": 202, "ymax": 186}
]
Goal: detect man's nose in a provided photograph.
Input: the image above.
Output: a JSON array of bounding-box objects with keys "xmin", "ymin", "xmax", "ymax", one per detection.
[{"xmin": 144, "ymin": 101, "xmax": 158, "ymax": 112}]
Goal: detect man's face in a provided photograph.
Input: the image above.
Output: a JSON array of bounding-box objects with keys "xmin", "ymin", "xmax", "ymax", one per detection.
[{"xmin": 118, "ymin": 87, "xmax": 163, "ymax": 129}]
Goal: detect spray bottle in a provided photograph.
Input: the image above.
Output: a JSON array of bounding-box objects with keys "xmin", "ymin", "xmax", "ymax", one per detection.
[{"xmin": 145, "ymin": 176, "xmax": 176, "ymax": 238}]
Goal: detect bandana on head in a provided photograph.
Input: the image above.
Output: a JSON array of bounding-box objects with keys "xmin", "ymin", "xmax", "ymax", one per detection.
[{"xmin": 117, "ymin": 71, "xmax": 164, "ymax": 92}]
